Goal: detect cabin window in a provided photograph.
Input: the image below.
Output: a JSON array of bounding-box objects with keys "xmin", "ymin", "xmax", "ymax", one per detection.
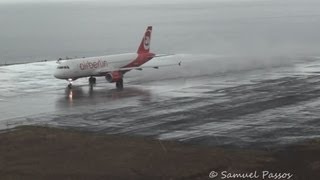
[{"xmin": 57, "ymin": 66, "xmax": 70, "ymax": 69}]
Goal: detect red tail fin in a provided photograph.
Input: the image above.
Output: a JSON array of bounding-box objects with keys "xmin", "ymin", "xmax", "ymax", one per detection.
[{"xmin": 137, "ymin": 26, "xmax": 152, "ymax": 54}]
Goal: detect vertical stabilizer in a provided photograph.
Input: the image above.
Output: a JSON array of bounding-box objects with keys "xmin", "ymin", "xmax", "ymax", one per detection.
[{"xmin": 137, "ymin": 26, "xmax": 152, "ymax": 54}]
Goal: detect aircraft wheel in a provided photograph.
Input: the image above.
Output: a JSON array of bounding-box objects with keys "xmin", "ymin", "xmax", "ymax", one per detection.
[
  {"xmin": 116, "ymin": 79, "xmax": 123, "ymax": 90},
  {"xmin": 89, "ymin": 77, "xmax": 96, "ymax": 85},
  {"xmin": 68, "ymin": 83, "xmax": 72, "ymax": 89}
]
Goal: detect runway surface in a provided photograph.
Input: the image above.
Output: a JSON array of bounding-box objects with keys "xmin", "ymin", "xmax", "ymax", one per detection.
[{"xmin": 1, "ymin": 55, "xmax": 320, "ymax": 148}]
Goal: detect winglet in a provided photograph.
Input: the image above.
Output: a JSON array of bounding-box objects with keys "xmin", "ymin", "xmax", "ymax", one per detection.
[{"xmin": 137, "ymin": 26, "xmax": 152, "ymax": 54}]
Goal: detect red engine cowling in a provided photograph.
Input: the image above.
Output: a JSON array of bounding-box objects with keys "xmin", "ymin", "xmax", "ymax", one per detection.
[{"xmin": 105, "ymin": 71, "xmax": 123, "ymax": 83}]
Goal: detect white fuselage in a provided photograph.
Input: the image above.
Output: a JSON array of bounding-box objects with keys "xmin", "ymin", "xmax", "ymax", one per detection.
[{"xmin": 54, "ymin": 53, "xmax": 138, "ymax": 80}]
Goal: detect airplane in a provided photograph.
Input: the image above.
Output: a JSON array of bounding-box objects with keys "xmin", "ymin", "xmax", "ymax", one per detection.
[{"xmin": 54, "ymin": 26, "xmax": 181, "ymax": 89}]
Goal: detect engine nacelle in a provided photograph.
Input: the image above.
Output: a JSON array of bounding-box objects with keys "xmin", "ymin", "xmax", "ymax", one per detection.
[{"xmin": 105, "ymin": 71, "xmax": 123, "ymax": 83}]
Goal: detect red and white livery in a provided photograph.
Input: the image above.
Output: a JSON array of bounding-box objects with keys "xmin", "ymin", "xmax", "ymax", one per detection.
[{"xmin": 54, "ymin": 26, "xmax": 180, "ymax": 89}]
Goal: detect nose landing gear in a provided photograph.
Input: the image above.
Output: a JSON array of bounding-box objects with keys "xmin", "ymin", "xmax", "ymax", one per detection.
[{"xmin": 67, "ymin": 78, "xmax": 73, "ymax": 89}]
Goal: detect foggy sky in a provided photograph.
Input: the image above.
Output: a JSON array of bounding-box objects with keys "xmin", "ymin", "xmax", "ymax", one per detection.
[
  {"xmin": 1, "ymin": 0, "xmax": 320, "ymax": 64},
  {"xmin": 0, "ymin": 0, "xmax": 266, "ymax": 4},
  {"xmin": 0, "ymin": 0, "xmax": 187, "ymax": 4}
]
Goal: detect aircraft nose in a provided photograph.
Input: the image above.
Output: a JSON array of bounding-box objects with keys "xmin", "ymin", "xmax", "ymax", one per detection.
[{"xmin": 54, "ymin": 70, "xmax": 62, "ymax": 79}]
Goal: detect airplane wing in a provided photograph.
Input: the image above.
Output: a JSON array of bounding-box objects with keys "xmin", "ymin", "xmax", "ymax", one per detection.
[
  {"xmin": 154, "ymin": 54, "xmax": 175, "ymax": 58},
  {"xmin": 97, "ymin": 61, "xmax": 181, "ymax": 74},
  {"xmin": 119, "ymin": 61, "xmax": 182, "ymax": 71}
]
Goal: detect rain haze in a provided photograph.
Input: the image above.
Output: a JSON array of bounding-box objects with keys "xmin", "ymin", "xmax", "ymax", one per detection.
[
  {"xmin": 1, "ymin": 0, "xmax": 320, "ymax": 152},
  {"xmin": 0, "ymin": 0, "xmax": 320, "ymax": 65},
  {"xmin": 2, "ymin": 1, "xmax": 320, "ymax": 178}
]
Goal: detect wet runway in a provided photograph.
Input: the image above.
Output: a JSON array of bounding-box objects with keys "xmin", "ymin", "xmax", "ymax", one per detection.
[{"xmin": 1, "ymin": 55, "xmax": 320, "ymax": 148}]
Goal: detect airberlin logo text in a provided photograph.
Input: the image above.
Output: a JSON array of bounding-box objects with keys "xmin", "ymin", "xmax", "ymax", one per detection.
[{"xmin": 79, "ymin": 60, "xmax": 107, "ymax": 70}]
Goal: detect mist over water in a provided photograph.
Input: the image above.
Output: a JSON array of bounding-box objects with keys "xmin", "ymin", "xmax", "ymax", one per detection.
[
  {"xmin": 2, "ymin": 0, "xmax": 320, "ymax": 149},
  {"xmin": 0, "ymin": 0, "xmax": 320, "ymax": 67}
]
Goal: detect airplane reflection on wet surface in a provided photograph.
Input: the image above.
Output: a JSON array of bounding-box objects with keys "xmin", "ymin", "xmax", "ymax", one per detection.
[{"xmin": 59, "ymin": 85, "xmax": 152, "ymax": 108}]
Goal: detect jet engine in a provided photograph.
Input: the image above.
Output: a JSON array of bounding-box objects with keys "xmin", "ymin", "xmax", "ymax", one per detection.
[{"xmin": 105, "ymin": 71, "xmax": 123, "ymax": 83}]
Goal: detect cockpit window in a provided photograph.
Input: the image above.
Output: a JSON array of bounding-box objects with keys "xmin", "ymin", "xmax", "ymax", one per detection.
[{"xmin": 57, "ymin": 66, "xmax": 70, "ymax": 69}]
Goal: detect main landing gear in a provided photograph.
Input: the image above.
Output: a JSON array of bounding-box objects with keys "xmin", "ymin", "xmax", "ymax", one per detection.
[
  {"xmin": 89, "ymin": 76, "xmax": 96, "ymax": 85},
  {"xmin": 115, "ymin": 79, "xmax": 124, "ymax": 90},
  {"xmin": 89, "ymin": 76, "xmax": 123, "ymax": 90}
]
